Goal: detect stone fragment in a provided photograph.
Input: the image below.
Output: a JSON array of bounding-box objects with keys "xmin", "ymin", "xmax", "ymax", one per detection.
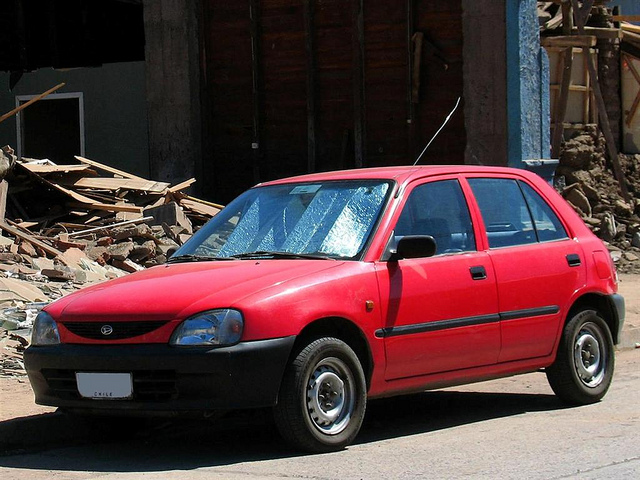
[
  {"xmin": 615, "ymin": 200, "xmax": 634, "ymax": 217},
  {"xmin": 600, "ymin": 213, "xmax": 617, "ymax": 242},
  {"xmin": 85, "ymin": 246, "xmax": 111, "ymax": 265},
  {"xmin": 113, "ymin": 224, "xmax": 154, "ymax": 242},
  {"xmin": 107, "ymin": 241, "xmax": 135, "ymax": 261},
  {"xmin": 632, "ymin": 232, "xmax": 640, "ymax": 249},
  {"xmin": 144, "ymin": 202, "xmax": 193, "ymax": 234},
  {"xmin": 17, "ymin": 241, "xmax": 37, "ymax": 257},
  {"xmin": 96, "ymin": 236, "xmax": 113, "ymax": 247},
  {"xmin": 41, "ymin": 266, "xmax": 75, "ymax": 281},
  {"xmin": 130, "ymin": 240, "xmax": 156, "ymax": 263},
  {"xmin": 623, "ymin": 252, "xmax": 639, "ymax": 262},
  {"xmin": 564, "ymin": 186, "xmax": 591, "ymax": 217},
  {"xmin": 111, "ymin": 258, "xmax": 145, "ymax": 273}
]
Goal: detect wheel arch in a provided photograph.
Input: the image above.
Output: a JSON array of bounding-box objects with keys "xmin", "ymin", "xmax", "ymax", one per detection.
[
  {"xmin": 566, "ymin": 293, "xmax": 621, "ymax": 344},
  {"xmin": 292, "ymin": 317, "xmax": 374, "ymax": 389}
]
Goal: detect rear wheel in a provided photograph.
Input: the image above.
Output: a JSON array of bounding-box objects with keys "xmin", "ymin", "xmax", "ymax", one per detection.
[
  {"xmin": 274, "ymin": 337, "xmax": 366, "ymax": 453},
  {"xmin": 546, "ymin": 309, "xmax": 614, "ymax": 405}
]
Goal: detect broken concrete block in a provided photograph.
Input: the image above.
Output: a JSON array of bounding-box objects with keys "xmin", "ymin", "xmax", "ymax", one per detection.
[
  {"xmin": 144, "ymin": 202, "xmax": 193, "ymax": 234},
  {"xmin": 564, "ymin": 186, "xmax": 591, "ymax": 217},
  {"xmin": 107, "ymin": 241, "xmax": 134, "ymax": 261},
  {"xmin": 57, "ymin": 248, "xmax": 90, "ymax": 270},
  {"xmin": 111, "ymin": 258, "xmax": 145, "ymax": 273},
  {"xmin": 130, "ymin": 240, "xmax": 156, "ymax": 263},
  {"xmin": 96, "ymin": 236, "xmax": 113, "ymax": 247},
  {"xmin": 86, "ymin": 246, "xmax": 111, "ymax": 265},
  {"xmin": 18, "ymin": 241, "xmax": 37, "ymax": 257},
  {"xmin": 41, "ymin": 266, "xmax": 75, "ymax": 281},
  {"xmin": 113, "ymin": 223, "xmax": 154, "ymax": 242}
]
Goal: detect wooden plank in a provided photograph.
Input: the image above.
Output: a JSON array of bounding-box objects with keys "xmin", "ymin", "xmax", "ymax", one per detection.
[
  {"xmin": 58, "ymin": 176, "xmax": 170, "ymax": 193},
  {"xmin": 0, "ymin": 83, "xmax": 65, "ymax": 124},
  {"xmin": 541, "ymin": 35, "xmax": 596, "ymax": 48},
  {"xmin": 65, "ymin": 201, "xmax": 143, "ymax": 214},
  {"xmin": 74, "ymin": 156, "xmax": 147, "ymax": 181},
  {"xmin": 352, "ymin": 0, "xmax": 366, "ymax": 168},
  {"xmin": 615, "ymin": 16, "xmax": 640, "ymax": 23},
  {"xmin": 168, "ymin": 178, "xmax": 196, "ymax": 193},
  {"xmin": 19, "ymin": 163, "xmax": 94, "ymax": 175},
  {"xmin": 571, "ymin": 26, "xmax": 623, "ymax": 40},
  {"xmin": 0, "ymin": 180, "xmax": 7, "ymax": 226},
  {"xmin": 0, "ymin": 222, "xmax": 62, "ymax": 257},
  {"xmin": 623, "ymin": 54, "xmax": 640, "ymax": 126},
  {"xmin": 179, "ymin": 198, "xmax": 222, "ymax": 217},
  {"xmin": 304, "ymin": 0, "xmax": 317, "ymax": 173},
  {"xmin": 552, "ymin": 47, "xmax": 574, "ymax": 158},
  {"xmin": 571, "ymin": 0, "xmax": 631, "ymax": 202}
]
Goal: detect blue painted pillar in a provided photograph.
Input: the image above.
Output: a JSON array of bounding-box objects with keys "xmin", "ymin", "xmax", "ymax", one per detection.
[{"xmin": 506, "ymin": 0, "xmax": 554, "ymax": 177}]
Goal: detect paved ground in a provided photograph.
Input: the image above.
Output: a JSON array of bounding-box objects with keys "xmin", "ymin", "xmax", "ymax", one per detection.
[{"xmin": 0, "ymin": 275, "xmax": 638, "ymax": 479}]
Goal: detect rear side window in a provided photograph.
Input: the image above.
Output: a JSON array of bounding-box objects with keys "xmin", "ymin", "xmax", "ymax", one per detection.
[
  {"xmin": 519, "ymin": 182, "xmax": 568, "ymax": 242},
  {"xmin": 395, "ymin": 179, "xmax": 476, "ymax": 254},
  {"xmin": 468, "ymin": 178, "xmax": 567, "ymax": 248}
]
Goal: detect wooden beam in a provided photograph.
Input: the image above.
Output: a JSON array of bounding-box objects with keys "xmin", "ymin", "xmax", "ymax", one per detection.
[
  {"xmin": 541, "ymin": 35, "xmax": 596, "ymax": 48},
  {"xmin": 571, "ymin": 0, "xmax": 631, "ymax": 202},
  {"xmin": 0, "ymin": 83, "xmax": 65, "ymax": 124},
  {"xmin": 304, "ymin": 0, "xmax": 317, "ymax": 173},
  {"xmin": 75, "ymin": 156, "xmax": 146, "ymax": 181},
  {"xmin": 0, "ymin": 222, "xmax": 62, "ymax": 257},
  {"xmin": 249, "ymin": 0, "xmax": 262, "ymax": 183},
  {"xmin": 352, "ymin": 0, "xmax": 366, "ymax": 168},
  {"xmin": 0, "ymin": 181, "xmax": 7, "ymax": 226},
  {"xmin": 622, "ymin": 54, "xmax": 640, "ymax": 127},
  {"xmin": 552, "ymin": 47, "xmax": 574, "ymax": 158},
  {"xmin": 613, "ymin": 16, "xmax": 640, "ymax": 22},
  {"xmin": 407, "ymin": 0, "xmax": 415, "ymax": 158},
  {"xmin": 168, "ymin": 178, "xmax": 196, "ymax": 193}
]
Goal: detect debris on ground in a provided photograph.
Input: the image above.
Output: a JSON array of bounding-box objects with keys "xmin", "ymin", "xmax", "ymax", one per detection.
[
  {"xmin": 556, "ymin": 126, "xmax": 640, "ymax": 274},
  {"xmin": 0, "ymin": 150, "xmax": 224, "ymax": 373}
]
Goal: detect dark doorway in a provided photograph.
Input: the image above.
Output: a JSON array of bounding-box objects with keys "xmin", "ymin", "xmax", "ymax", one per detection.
[{"xmin": 18, "ymin": 95, "xmax": 83, "ymax": 164}]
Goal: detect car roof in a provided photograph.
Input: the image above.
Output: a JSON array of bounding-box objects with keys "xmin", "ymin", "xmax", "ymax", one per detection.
[{"xmin": 257, "ymin": 165, "xmax": 540, "ymax": 187}]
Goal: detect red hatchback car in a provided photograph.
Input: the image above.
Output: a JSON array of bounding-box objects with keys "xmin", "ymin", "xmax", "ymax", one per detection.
[{"xmin": 25, "ymin": 166, "xmax": 624, "ymax": 452}]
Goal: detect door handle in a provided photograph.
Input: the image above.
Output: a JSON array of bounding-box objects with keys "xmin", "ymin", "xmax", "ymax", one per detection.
[
  {"xmin": 470, "ymin": 266, "xmax": 487, "ymax": 280},
  {"xmin": 566, "ymin": 254, "xmax": 581, "ymax": 267}
]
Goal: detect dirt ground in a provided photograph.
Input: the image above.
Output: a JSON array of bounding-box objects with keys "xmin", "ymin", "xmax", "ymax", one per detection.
[{"xmin": 1, "ymin": 273, "xmax": 639, "ymax": 423}]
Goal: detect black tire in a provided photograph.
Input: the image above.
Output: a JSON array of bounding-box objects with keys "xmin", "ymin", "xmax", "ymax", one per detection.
[
  {"xmin": 274, "ymin": 337, "xmax": 367, "ymax": 453},
  {"xmin": 546, "ymin": 309, "xmax": 614, "ymax": 405}
]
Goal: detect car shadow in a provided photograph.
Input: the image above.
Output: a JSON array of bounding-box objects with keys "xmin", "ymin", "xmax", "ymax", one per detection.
[{"xmin": 0, "ymin": 389, "xmax": 567, "ymax": 472}]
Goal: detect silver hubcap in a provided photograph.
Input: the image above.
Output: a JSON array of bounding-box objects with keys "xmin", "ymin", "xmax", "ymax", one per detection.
[
  {"xmin": 306, "ymin": 357, "xmax": 355, "ymax": 435},
  {"xmin": 573, "ymin": 322, "xmax": 606, "ymax": 388}
]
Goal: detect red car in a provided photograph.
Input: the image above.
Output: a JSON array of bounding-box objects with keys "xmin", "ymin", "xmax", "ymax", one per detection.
[{"xmin": 25, "ymin": 166, "xmax": 624, "ymax": 452}]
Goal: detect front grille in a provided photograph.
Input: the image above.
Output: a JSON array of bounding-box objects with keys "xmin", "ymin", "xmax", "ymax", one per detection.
[
  {"xmin": 63, "ymin": 321, "xmax": 168, "ymax": 340},
  {"xmin": 41, "ymin": 369, "xmax": 178, "ymax": 402}
]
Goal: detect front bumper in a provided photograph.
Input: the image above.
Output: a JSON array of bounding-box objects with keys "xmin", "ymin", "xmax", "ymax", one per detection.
[{"xmin": 24, "ymin": 336, "xmax": 296, "ymax": 414}]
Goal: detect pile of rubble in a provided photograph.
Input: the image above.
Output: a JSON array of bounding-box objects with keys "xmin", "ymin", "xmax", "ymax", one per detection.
[
  {"xmin": 556, "ymin": 126, "xmax": 640, "ymax": 273},
  {"xmin": 0, "ymin": 147, "xmax": 223, "ymax": 375}
]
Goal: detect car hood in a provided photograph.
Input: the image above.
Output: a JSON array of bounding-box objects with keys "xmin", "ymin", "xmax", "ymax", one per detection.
[{"xmin": 50, "ymin": 260, "xmax": 343, "ymax": 322}]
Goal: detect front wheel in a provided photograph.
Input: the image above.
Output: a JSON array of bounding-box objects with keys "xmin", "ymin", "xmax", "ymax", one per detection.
[
  {"xmin": 274, "ymin": 337, "xmax": 366, "ymax": 453},
  {"xmin": 546, "ymin": 309, "xmax": 614, "ymax": 405}
]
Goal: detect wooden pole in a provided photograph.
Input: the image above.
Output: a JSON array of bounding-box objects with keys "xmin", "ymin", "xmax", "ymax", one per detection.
[
  {"xmin": 0, "ymin": 83, "xmax": 65, "ymax": 124},
  {"xmin": 353, "ymin": 0, "xmax": 366, "ymax": 168},
  {"xmin": 570, "ymin": 0, "xmax": 631, "ymax": 202},
  {"xmin": 304, "ymin": 0, "xmax": 317, "ymax": 173},
  {"xmin": 551, "ymin": 47, "xmax": 574, "ymax": 158}
]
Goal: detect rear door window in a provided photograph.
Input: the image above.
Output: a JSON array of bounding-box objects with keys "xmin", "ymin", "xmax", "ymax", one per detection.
[{"xmin": 468, "ymin": 178, "xmax": 567, "ymax": 248}]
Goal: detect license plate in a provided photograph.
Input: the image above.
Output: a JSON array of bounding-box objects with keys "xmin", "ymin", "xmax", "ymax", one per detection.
[{"xmin": 76, "ymin": 372, "xmax": 133, "ymax": 399}]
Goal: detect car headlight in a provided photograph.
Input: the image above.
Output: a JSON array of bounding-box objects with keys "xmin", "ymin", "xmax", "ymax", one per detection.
[
  {"xmin": 170, "ymin": 309, "xmax": 244, "ymax": 346},
  {"xmin": 31, "ymin": 311, "xmax": 61, "ymax": 346}
]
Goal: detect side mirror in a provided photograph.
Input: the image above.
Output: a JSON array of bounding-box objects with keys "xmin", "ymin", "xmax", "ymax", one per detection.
[{"xmin": 389, "ymin": 235, "xmax": 437, "ymax": 261}]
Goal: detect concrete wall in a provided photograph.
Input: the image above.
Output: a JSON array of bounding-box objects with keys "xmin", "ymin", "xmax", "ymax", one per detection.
[
  {"xmin": 462, "ymin": 0, "xmax": 508, "ymax": 166},
  {"xmin": 143, "ymin": 0, "xmax": 202, "ymax": 192},
  {"xmin": 0, "ymin": 62, "xmax": 150, "ymax": 177}
]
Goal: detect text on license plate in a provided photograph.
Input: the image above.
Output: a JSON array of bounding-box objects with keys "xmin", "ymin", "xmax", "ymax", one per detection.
[{"xmin": 76, "ymin": 372, "xmax": 133, "ymax": 399}]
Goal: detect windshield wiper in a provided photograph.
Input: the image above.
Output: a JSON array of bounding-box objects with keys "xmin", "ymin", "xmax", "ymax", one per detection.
[
  {"xmin": 167, "ymin": 254, "xmax": 234, "ymax": 264},
  {"xmin": 228, "ymin": 251, "xmax": 335, "ymax": 260}
]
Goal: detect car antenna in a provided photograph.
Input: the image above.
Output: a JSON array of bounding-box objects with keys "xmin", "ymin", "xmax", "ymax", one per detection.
[{"xmin": 412, "ymin": 96, "xmax": 462, "ymax": 166}]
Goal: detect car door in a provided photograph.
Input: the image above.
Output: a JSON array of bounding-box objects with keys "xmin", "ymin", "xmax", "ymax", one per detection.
[
  {"xmin": 375, "ymin": 177, "xmax": 501, "ymax": 381},
  {"xmin": 467, "ymin": 176, "xmax": 586, "ymax": 362}
]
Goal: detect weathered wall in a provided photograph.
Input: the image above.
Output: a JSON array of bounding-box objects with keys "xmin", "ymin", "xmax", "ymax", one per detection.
[
  {"xmin": 506, "ymin": 0, "xmax": 551, "ymax": 167},
  {"xmin": 0, "ymin": 62, "xmax": 149, "ymax": 176},
  {"xmin": 143, "ymin": 0, "xmax": 202, "ymax": 191},
  {"xmin": 461, "ymin": 0, "xmax": 507, "ymax": 166}
]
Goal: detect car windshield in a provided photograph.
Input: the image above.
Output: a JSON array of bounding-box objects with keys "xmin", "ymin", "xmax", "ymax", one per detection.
[{"xmin": 172, "ymin": 180, "xmax": 391, "ymax": 261}]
